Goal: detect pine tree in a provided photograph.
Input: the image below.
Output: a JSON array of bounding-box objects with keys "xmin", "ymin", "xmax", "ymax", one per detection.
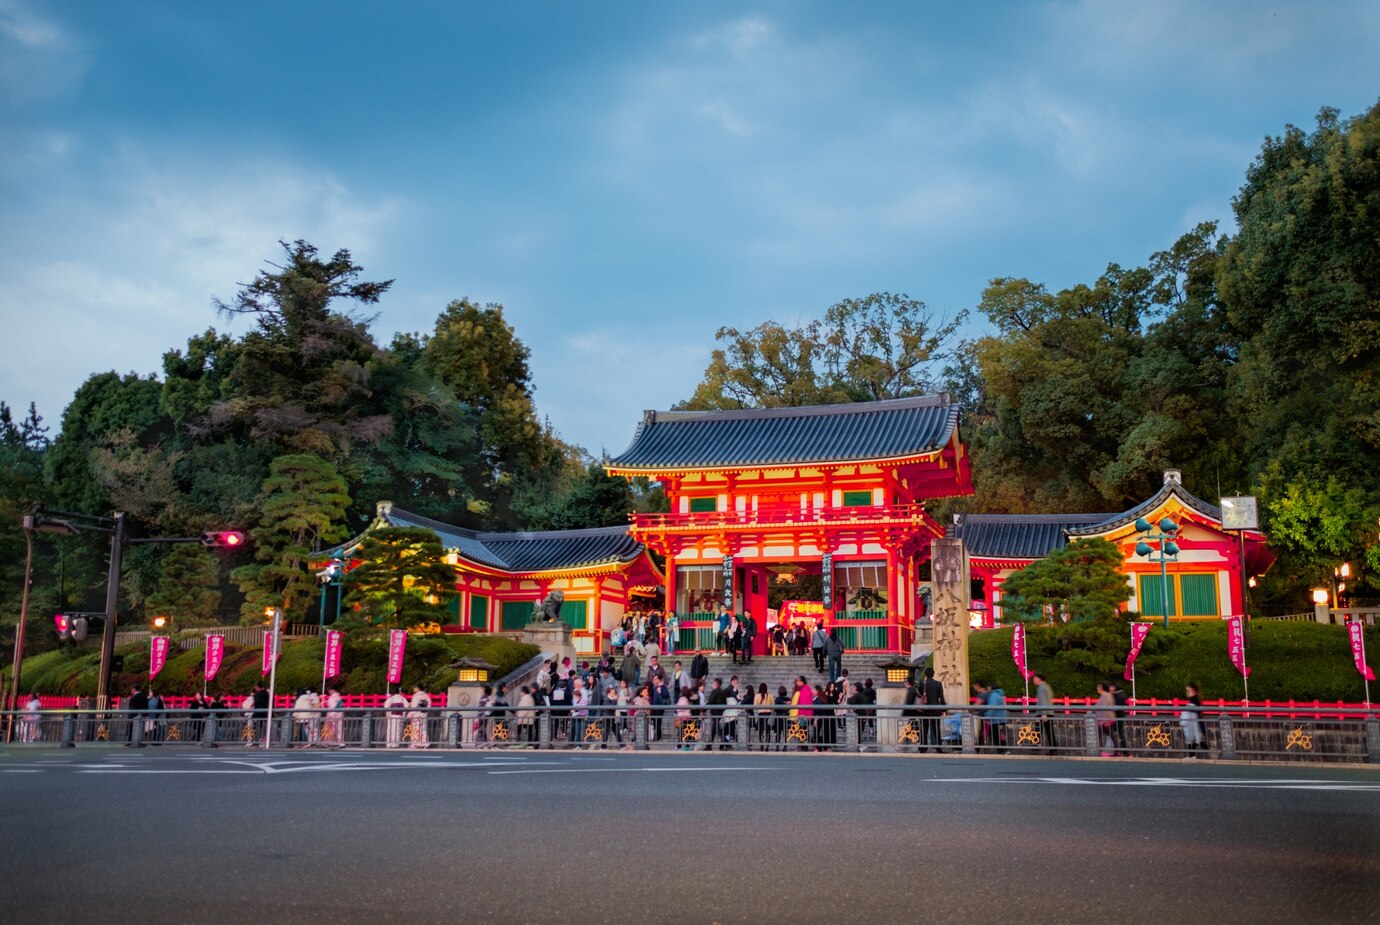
[
  {"xmin": 341, "ymin": 526, "xmax": 456, "ymax": 629},
  {"xmin": 232, "ymin": 454, "xmax": 350, "ymax": 623}
]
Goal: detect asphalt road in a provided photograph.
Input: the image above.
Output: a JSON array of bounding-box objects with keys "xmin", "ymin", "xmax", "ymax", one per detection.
[{"xmin": 1, "ymin": 747, "xmax": 1377, "ymax": 925}]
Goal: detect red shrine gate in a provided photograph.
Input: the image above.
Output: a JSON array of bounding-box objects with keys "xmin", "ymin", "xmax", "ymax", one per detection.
[{"xmin": 606, "ymin": 396, "xmax": 974, "ymax": 654}]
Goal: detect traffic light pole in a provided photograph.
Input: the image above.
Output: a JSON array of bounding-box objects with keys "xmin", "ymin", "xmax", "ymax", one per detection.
[
  {"xmin": 3, "ymin": 521, "xmax": 35, "ymax": 742},
  {"xmin": 96, "ymin": 513, "xmax": 126, "ymax": 709}
]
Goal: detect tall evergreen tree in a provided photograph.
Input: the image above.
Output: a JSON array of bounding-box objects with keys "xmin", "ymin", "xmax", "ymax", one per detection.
[
  {"xmin": 232, "ymin": 454, "xmax": 350, "ymax": 623},
  {"xmin": 341, "ymin": 526, "xmax": 456, "ymax": 629}
]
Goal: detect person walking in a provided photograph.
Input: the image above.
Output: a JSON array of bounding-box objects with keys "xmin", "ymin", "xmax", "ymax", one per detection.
[
  {"xmin": 665, "ymin": 614, "xmax": 678, "ymax": 655},
  {"xmin": 321, "ymin": 688, "xmax": 344, "ymax": 747},
  {"xmin": 811, "ymin": 623, "xmax": 828, "ymax": 673},
  {"xmin": 407, "ymin": 685, "xmax": 431, "ymax": 749},
  {"xmin": 1032, "ymin": 673, "xmax": 1054, "ymax": 753},
  {"xmin": 20, "ymin": 691, "xmax": 42, "ymax": 743},
  {"xmin": 1095, "ymin": 683, "xmax": 1116, "ymax": 756},
  {"xmin": 1179, "ymin": 683, "xmax": 1207, "ymax": 757},
  {"xmin": 825, "ymin": 629, "xmax": 845, "ymax": 684},
  {"xmin": 516, "ymin": 685, "xmax": 536, "ymax": 745}
]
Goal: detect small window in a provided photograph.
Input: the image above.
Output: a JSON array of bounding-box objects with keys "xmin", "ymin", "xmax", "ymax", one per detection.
[
  {"xmin": 842, "ymin": 490, "xmax": 872, "ymax": 508},
  {"xmin": 689, "ymin": 497, "xmax": 718, "ymax": 513}
]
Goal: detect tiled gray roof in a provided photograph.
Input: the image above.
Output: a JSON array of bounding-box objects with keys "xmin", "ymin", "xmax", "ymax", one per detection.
[
  {"xmin": 330, "ymin": 507, "xmax": 644, "ymax": 573},
  {"xmin": 948, "ymin": 513, "xmax": 1114, "ymax": 560},
  {"xmin": 1066, "ymin": 481, "xmax": 1222, "ymax": 536},
  {"xmin": 607, "ymin": 394, "xmax": 959, "ymax": 471}
]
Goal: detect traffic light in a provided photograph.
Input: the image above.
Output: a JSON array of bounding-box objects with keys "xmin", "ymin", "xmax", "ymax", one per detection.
[
  {"xmin": 54, "ymin": 614, "xmax": 71, "ymax": 640},
  {"xmin": 201, "ymin": 531, "xmax": 246, "ymax": 548},
  {"xmin": 71, "ymin": 617, "xmax": 89, "ymax": 642}
]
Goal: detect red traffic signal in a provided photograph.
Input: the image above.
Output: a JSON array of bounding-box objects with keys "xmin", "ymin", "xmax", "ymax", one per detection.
[
  {"xmin": 201, "ymin": 531, "xmax": 246, "ymax": 548},
  {"xmin": 54, "ymin": 614, "xmax": 71, "ymax": 639}
]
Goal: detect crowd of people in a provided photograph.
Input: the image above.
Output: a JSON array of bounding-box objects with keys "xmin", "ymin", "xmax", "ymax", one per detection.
[{"xmin": 464, "ymin": 653, "xmax": 913, "ymax": 751}]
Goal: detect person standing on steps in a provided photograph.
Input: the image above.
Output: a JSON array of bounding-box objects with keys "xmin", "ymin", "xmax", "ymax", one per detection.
[
  {"xmin": 811, "ymin": 622, "xmax": 828, "ymax": 673},
  {"xmin": 825, "ymin": 629, "xmax": 845, "ymax": 684},
  {"xmin": 741, "ymin": 612, "xmax": 756, "ymax": 664},
  {"xmin": 690, "ymin": 650, "xmax": 710, "ymax": 690}
]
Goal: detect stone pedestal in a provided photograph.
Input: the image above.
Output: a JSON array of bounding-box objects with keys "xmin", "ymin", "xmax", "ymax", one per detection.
[
  {"xmin": 930, "ymin": 536, "xmax": 971, "ymax": 706},
  {"xmin": 1314, "ymin": 603, "xmax": 1332, "ymax": 624},
  {"xmin": 447, "ymin": 682, "xmax": 485, "ymax": 746},
  {"xmin": 522, "ymin": 620, "xmax": 576, "ymax": 663}
]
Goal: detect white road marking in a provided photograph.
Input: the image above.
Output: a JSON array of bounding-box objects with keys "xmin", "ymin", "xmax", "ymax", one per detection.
[
  {"xmin": 77, "ymin": 758, "xmax": 554, "ymax": 775},
  {"xmin": 489, "ymin": 766, "xmax": 775, "ymax": 775},
  {"xmin": 2, "ymin": 769, "xmax": 40, "ymax": 773},
  {"xmin": 929, "ymin": 776, "xmax": 1380, "ymax": 792}
]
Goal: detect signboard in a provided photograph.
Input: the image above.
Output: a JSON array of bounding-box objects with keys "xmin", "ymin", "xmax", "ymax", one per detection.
[
  {"xmin": 821, "ymin": 552, "xmax": 833, "ymax": 608},
  {"xmin": 780, "ymin": 600, "xmax": 827, "ymax": 623},
  {"xmin": 722, "ymin": 555, "xmax": 734, "ymax": 610}
]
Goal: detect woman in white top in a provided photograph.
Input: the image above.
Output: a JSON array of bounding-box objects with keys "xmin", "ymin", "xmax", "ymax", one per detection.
[
  {"xmin": 21, "ymin": 692, "xmax": 42, "ymax": 743},
  {"xmin": 407, "ymin": 686, "xmax": 431, "ymax": 748},
  {"xmin": 321, "ymin": 688, "xmax": 344, "ymax": 747}
]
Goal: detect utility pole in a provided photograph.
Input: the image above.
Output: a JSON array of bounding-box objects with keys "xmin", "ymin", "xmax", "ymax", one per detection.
[{"xmin": 96, "ymin": 512, "xmax": 126, "ymax": 709}]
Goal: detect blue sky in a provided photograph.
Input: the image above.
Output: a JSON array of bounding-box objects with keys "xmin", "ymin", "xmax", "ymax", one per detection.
[{"xmin": 2, "ymin": 1, "xmax": 1378, "ymax": 457}]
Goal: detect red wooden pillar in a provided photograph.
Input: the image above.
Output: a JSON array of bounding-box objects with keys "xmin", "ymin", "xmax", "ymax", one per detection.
[{"xmin": 886, "ymin": 541, "xmax": 900, "ymax": 651}]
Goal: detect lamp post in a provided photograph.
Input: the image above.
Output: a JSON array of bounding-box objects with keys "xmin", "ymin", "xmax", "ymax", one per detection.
[
  {"xmin": 1332, "ymin": 561, "xmax": 1351, "ymax": 610},
  {"xmin": 1133, "ymin": 516, "xmax": 1180, "ymax": 629}
]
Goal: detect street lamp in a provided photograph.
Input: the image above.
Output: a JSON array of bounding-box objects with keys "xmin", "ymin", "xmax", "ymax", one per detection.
[
  {"xmin": 1332, "ymin": 561, "xmax": 1351, "ymax": 609},
  {"xmin": 1134, "ymin": 516, "xmax": 1180, "ymax": 629}
]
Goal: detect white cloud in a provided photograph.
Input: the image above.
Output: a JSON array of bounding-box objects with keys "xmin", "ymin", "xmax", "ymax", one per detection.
[
  {"xmin": 0, "ymin": 141, "xmax": 403, "ymax": 421},
  {"xmin": 689, "ymin": 16, "xmax": 775, "ymax": 57},
  {"xmin": 0, "ymin": 0, "xmax": 87, "ymax": 103}
]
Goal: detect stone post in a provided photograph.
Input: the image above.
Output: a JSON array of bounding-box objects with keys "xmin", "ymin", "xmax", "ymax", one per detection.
[
  {"xmin": 448, "ymin": 683, "xmax": 485, "ymax": 747},
  {"xmin": 522, "ymin": 620, "xmax": 576, "ymax": 664},
  {"xmin": 929, "ymin": 536, "xmax": 971, "ymax": 707}
]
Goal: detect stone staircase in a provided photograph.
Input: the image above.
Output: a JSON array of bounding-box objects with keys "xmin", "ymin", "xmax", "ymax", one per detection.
[{"xmin": 651, "ymin": 653, "xmax": 895, "ymax": 695}]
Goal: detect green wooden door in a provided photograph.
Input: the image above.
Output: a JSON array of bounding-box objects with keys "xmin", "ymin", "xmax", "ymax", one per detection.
[
  {"xmin": 469, "ymin": 595, "xmax": 489, "ymax": 631},
  {"xmin": 560, "ymin": 599, "xmax": 588, "ymax": 630},
  {"xmin": 501, "ymin": 600, "xmax": 531, "ymax": 631}
]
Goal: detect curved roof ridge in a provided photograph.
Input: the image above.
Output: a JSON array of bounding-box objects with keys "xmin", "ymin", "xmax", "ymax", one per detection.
[
  {"xmin": 607, "ymin": 394, "xmax": 959, "ymax": 471},
  {"xmin": 648, "ymin": 393, "xmax": 950, "ymax": 425},
  {"xmin": 1067, "ymin": 482, "xmax": 1222, "ymax": 536},
  {"xmin": 475, "ymin": 524, "xmax": 632, "ymax": 542}
]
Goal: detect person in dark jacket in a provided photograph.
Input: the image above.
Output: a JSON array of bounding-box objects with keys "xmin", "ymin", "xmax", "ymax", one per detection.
[
  {"xmin": 689, "ymin": 651, "xmax": 710, "ymax": 687},
  {"xmin": 921, "ymin": 667, "xmax": 946, "ymax": 752},
  {"xmin": 126, "ymin": 684, "xmax": 149, "ymax": 744},
  {"xmin": 704, "ymin": 678, "xmax": 729, "ymax": 746}
]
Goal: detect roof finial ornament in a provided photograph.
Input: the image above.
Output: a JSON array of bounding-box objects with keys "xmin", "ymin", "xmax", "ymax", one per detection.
[
  {"xmin": 1163, "ymin": 469, "xmax": 1182, "ymax": 486},
  {"xmin": 376, "ymin": 500, "xmax": 394, "ymax": 517}
]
